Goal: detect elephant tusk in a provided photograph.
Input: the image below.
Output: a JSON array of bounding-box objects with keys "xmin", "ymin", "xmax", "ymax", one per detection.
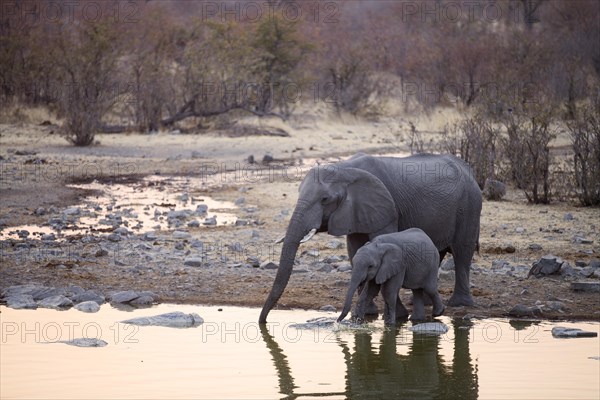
[
  {"xmin": 300, "ymin": 229, "xmax": 317, "ymax": 243},
  {"xmin": 274, "ymin": 235, "xmax": 285, "ymax": 244}
]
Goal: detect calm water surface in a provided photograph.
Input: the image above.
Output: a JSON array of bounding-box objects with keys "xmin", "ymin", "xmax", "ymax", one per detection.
[{"xmin": 1, "ymin": 304, "xmax": 598, "ymax": 399}]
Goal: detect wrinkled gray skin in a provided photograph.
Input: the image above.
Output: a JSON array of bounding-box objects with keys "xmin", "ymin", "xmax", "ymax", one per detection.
[
  {"xmin": 259, "ymin": 153, "xmax": 482, "ymax": 324},
  {"xmin": 338, "ymin": 229, "xmax": 444, "ymax": 325}
]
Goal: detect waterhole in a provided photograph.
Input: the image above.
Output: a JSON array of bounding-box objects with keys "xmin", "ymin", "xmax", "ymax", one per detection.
[{"xmin": 1, "ymin": 304, "xmax": 598, "ymax": 399}]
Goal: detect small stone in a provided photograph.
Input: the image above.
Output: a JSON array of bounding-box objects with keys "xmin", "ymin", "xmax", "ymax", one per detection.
[
  {"xmin": 35, "ymin": 207, "xmax": 47, "ymax": 215},
  {"xmin": 64, "ymin": 338, "xmax": 108, "ymax": 347},
  {"xmin": 235, "ymin": 220, "xmax": 248, "ymax": 226},
  {"xmin": 143, "ymin": 232, "xmax": 158, "ymax": 241},
  {"xmin": 260, "ymin": 261, "xmax": 278, "ymax": 270},
  {"xmin": 121, "ymin": 312, "xmax": 203, "ymax": 328},
  {"xmin": 409, "ymin": 322, "xmax": 449, "ymax": 335},
  {"xmin": 508, "ymin": 304, "xmax": 542, "ymax": 317},
  {"xmin": 320, "ymin": 305, "xmax": 336, "ymax": 312},
  {"xmin": 184, "ymin": 257, "xmax": 204, "ymax": 267},
  {"xmin": 130, "ymin": 295, "xmax": 154, "ymax": 306},
  {"xmin": 5, "ymin": 295, "xmax": 38, "ymax": 310},
  {"xmin": 573, "ymin": 236, "xmax": 593, "ymax": 245},
  {"xmin": 552, "ymin": 327, "xmax": 597, "ymax": 338},
  {"xmin": 191, "ymin": 151, "xmax": 203, "ymax": 159},
  {"xmin": 579, "ymin": 267, "xmax": 595, "ymax": 278},
  {"xmin": 492, "ymin": 260, "xmax": 509, "ymax": 269},
  {"xmin": 326, "ymin": 240, "xmax": 343, "ymax": 250},
  {"xmin": 570, "ymin": 281, "xmax": 600, "ymax": 293},
  {"xmin": 528, "ymin": 243, "xmax": 543, "ymax": 251},
  {"xmin": 196, "ymin": 204, "xmax": 208, "ymax": 215},
  {"xmin": 41, "ymin": 233, "xmax": 56, "ymax": 241},
  {"xmin": 590, "ymin": 260, "xmax": 600, "ymax": 269},
  {"xmin": 528, "ymin": 255, "xmax": 563, "ymax": 277},
  {"xmin": 235, "ymin": 197, "xmax": 245, "ymax": 205},
  {"xmin": 575, "ymin": 260, "xmax": 587, "ymax": 268},
  {"xmin": 520, "ymin": 289, "xmax": 529, "ymax": 295},
  {"xmin": 172, "ymin": 230, "xmax": 191, "ymax": 239},
  {"xmin": 187, "ymin": 220, "xmax": 200, "ymax": 228},
  {"xmin": 544, "ymin": 301, "xmax": 566, "ymax": 312},
  {"xmin": 563, "ymin": 213, "xmax": 574, "ymax": 221},
  {"xmin": 203, "ymin": 216, "xmax": 217, "ymax": 226},
  {"xmin": 38, "ymin": 295, "xmax": 73, "ymax": 309},
  {"xmin": 113, "ymin": 227, "xmax": 130, "ymax": 236},
  {"xmin": 106, "ymin": 233, "xmax": 122, "ymax": 242},
  {"xmin": 63, "ymin": 207, "xmax": 81, "ymax": 216},
  {"xmin": 336, "ymin": 263, "xmax": 352, "ymax": 272},
  {"xmin": 74, "ymin": 301, "xmax": 101, "ymax": 313},
  {"xmin": 95, "ymin": 248, "xmax": 109, "ymax": 257},
  {"xmin": 316, "ymin": 264, "xmax": 333, "ymax": 273},
  {"xmin": 110, "ymin": 290, "xmax": 140, "ymax": 303},
  {"xmin": 175, "ymin": 242, "xmax": 185, "ymax": 250},
  {"xmin": 515, "ymin": 227, "xmax": 525, "ymax": 233},
  {"xmin": 72, "ymin": 291, "xmax": 105, "ymax": 305},
  {"xmin": 262, "ymin": 154, "xmax": 274, "ymax": 164}
]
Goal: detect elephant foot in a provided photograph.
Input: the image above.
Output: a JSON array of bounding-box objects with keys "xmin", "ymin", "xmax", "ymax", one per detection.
[
  {"xmin": 447, "ymin": 292, "xmax": 474, "ymax": 307},
  {"xmin": 409, "ymin": 313, "xmax": 426, "ymax": 322},
  {"xmin": 432, "ymin": 305, "xmax": 445, "ymax": 318}
]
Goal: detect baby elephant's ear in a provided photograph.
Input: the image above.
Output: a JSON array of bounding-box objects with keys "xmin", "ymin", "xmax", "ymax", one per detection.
[{"xmin": 375, "ymin": 243, "xmax": 403, "ymax": 285}]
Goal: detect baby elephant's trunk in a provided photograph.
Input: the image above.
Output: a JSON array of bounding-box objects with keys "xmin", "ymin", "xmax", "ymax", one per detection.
[{"xmin": 337, "ymin": 275, "xmax": 362, "ymax": 322}]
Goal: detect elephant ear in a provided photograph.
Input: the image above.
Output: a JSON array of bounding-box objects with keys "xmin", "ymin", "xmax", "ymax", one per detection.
[
  {"xmin": 375, "ymin": 243, "xmax": 404, "ymax": 285},
  {"xmin": 328, "ymin": 167, "xmax": 397, "ymax": 236}
]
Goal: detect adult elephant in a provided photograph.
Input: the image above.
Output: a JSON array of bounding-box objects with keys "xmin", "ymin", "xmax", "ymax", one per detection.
[{"xmin": 258, "ymin": 153, "xmax": 482, "ymax": 323}]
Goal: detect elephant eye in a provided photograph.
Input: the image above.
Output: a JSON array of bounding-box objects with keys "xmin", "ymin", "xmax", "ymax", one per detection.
[{"xmin": 321, "ymin": 196, "xmax": 330, "ymax": 204}]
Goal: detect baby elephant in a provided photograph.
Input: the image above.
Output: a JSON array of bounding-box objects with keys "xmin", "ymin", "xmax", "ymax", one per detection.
[{"xmin": 338, "ymin": 228, "xmax": 444, "ymax": 325}]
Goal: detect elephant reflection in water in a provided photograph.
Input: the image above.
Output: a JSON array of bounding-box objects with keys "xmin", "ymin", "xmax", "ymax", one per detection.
[{"xmin": 260, "ymin": 320, "xmax": 478, "ymax": 399}]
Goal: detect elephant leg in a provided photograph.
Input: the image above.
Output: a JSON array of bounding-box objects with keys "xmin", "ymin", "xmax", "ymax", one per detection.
[
  {"xmin": 448, "ymin": 243, "xmax": 476, "ymax": 307},
  {"xmin": 396, "ymin": 295, "xmax": 409, "ymax": 320},
  {"xmin": 424, "ymin": 284, "xmax": 445, "ymax": 317},
  {"xmin": 410, "ymin": 289, "xmax": 426, "ymax": 321},
  {"xmin": 353, "ymin": 281, "xmax": 380, "ymax": 318},
  {"xmin": 381, "ymin": 284, "xmax": 397, "ymax": 326}
]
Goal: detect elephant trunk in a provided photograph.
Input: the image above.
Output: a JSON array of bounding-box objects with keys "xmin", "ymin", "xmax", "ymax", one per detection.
[
  {"xmin": 259, "ymin": 207, "xmax": 309, "ymax": 324},
  {"xmin": 337, "ymin": 273, "xmax": 363, "ymax": 322}
]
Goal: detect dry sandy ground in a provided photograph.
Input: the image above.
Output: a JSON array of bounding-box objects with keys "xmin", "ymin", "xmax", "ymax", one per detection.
[{"xmin": 1, "ymin": 112, "xmax": 599, "ymax": 321}]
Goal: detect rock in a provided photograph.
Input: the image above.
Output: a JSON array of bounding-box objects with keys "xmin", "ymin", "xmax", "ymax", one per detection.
[
  {"xmin": 528, "ymin": 255, "xmax": 564, "ymax": 277},
  {"xmin": 579, "ymin": 267, "xmax": 595, "ymax": 278},
  {"xmin": 262, "ymin": 154, "xmax": 274, "ymax": 164},
  {"xmin": 551, "ymin": 327, "xmax": 597, "ymax": 338},
  {"xmin": 35, "ymin": 207, "xmax": 47, "ymax": 215},
  {"xmin": 563, "ymin": 213, "xmax": 574, "ymax": 221},
  {"xmin": 191, "ymin": 151, "xmax": 203, "ymax": 159},
  {"xmin": 438, "ymin": 269, "xmax": 455, "ymax": 282},
  {"xmin": 492, "ymin": 260, "xmax": 509, "ymax": 270},
  {"xmin": 184, "ymin": 257, "xmax": 204, "ymax": 267},
  {"xmin": 320, "ymin": 305, "xmax": 336, "ymax": 312},
  {"xmin": 544, "ymin": 301, "xmax": 566, "ymax": 312},
  {"xmin": 106, "ymin": 233, "xmax": 122, "ymax": 242},
  {"xmin": 63, "ymin": 338, "xmax": 108, "ymax": 347},
  {"xmin": 5, "ymin": 295, "xmax": 38, "ymax": 309},
  {"xmin": 441, "ymin": 257, "xmax": 455, "ymax": 271},
  {"xmin": 336, "ymin": 263, "xmax": 352, "ymax": 272},
  {"xmin": 110, "ymin": 290, "xmax": 139, "ymax": 303},
  {"xmin": 143, "ymin": 232, "xmax": 158, "ymax": 241},
  {"xmin": 260, "ymin": 261, "xmax": 278, "ymax": 270},
  {"xmin": 570, "ymin": 281, "xmax": 600, "ymax": 293},
  {"xmin": 72, "ymin": 291, "xmax": 105, "ymax": 305},
  {"xmin": 95, "ymin": 248, "xmax": 109, "ymax": 257},
  {"xmin": 528, "ymin": 243, "xmax": 543, "ymax": 251},
  {"xmin": 172, "ymin": 230, "xmax": 191, "ymax": 239},
  {"xmin": 121, "ymin": 312, "xmax": 204, "ymax": 328},
  {"xmin": 303, "ymin": 249, "xmax": 320, "ymax": 258},
  {"xmin": 247, "ymin": 155, "xmax": 255, "ymax": 164},
  {"xmin": 590, "ymin": 260, "xmax": 600, "ymax": 269},
  {"xmin": 41, "ymin": 233, "xmax": 56, "ymax": 241},
  {"xmin": 203, "ymin": 216, "xmax": 217, "ymax": 226},
  {"xmin": 63, "ymin": 207, "xmax": 81, "ymax": 216},
  {"xmin": 38, "ymin": 295, "xmax": 73, "ymax": 309},
  {"xmin": 74, "ymin": 300, "xmax": 100, "ymax": 313},
  {"xmin": 130, "ymin": 295, "xmax": 154, "ymax": 306},
  {"xmin": 560, "ymin": 263, "xmax": 580, "ymax": 277},
  {"xmin": 573, "ymin": 236, "xmax": 594, "ymax": 244},
  {"xmin": 483, "ymin": 179, "xmax": 506, "ymax": 201},
  {"xmin": 246, "ymin": 256, "xmax": 260, "ymax": 268},
  {"xmin": 113, "ymin": 227, "xmax": 130, "ymax": 236},
  {"xmin": 317, "ymin": 264, "xmax": 333, "ymax": 273},
  {"xmin": 409, "ymin": 322, "xmax": 449, "ymax": 335},
  {"xmin": 234, "ymin": 219, "xmax": 248, "ymax": 226},
  {"xmin": 515, "ymin": 227, "xmax": 525, "ymax": 233},
  {"xmin": 323, "ymin": 255, "xmax": 344, "ymax": 264},
  {"xmin": 195, "ymin": 204, "xmax": 208, "ymax": 215},
  {"xmin": 575, "ymin": 260, "xmax": 587, "ymax": 268},
  {"xmin": 508, "ymin": 304, "xmax": 542, "ymax": 317},
  {"xmin": 326, "ymin": 240, "xmax": 343, "ymax": 250},
  {"xmin": 235, "ymin": 197, "xmax": 245, "ymax": 205},
  {"xmin": 175, "ymin": 242, "xmax": 185, "ymax": 250}
]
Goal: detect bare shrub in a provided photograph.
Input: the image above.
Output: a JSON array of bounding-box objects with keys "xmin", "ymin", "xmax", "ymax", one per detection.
[
  {"xmin": 437, "ymin": 115, "xmax": 500, "ymax": 189},
  {"xmin": 565, "ymin": 97, "xmax": 600, "ymax": 205},
  {"xmin": 501, "ymin": 103, "xmax": 557, "ymax": 204}
]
